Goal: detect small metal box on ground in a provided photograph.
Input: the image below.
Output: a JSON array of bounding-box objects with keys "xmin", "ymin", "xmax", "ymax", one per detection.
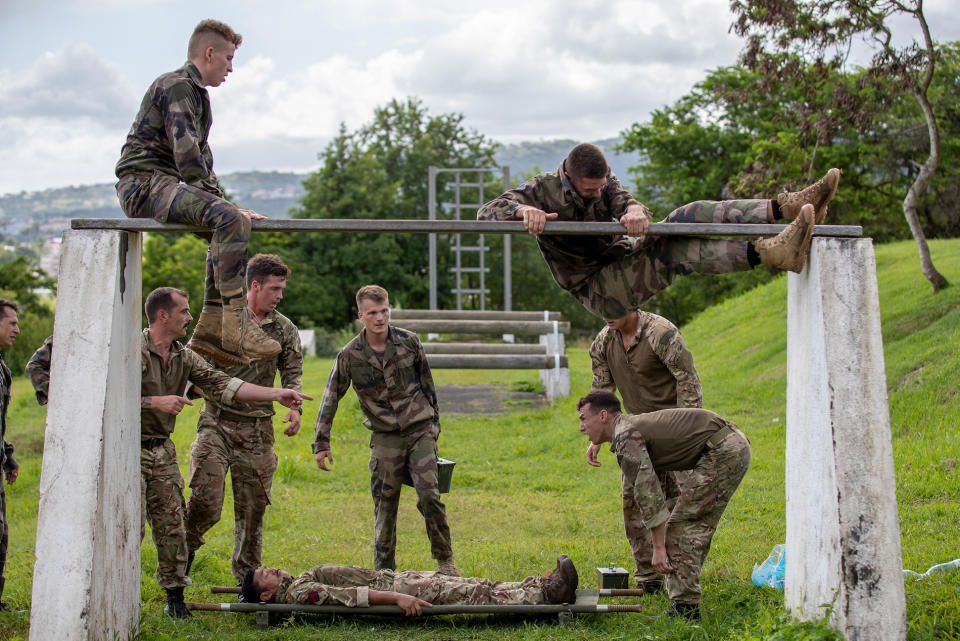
[
  {"xmin": 402, "ymin": 457, "xmax": 456, "ymax": 493},
  {"xmin": 597, "ymin": 564, "xmax": 629, "ymax": 589}
]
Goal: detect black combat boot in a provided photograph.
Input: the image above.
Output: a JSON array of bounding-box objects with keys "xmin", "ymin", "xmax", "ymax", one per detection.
[
  {"xmin": 163, "ymin": 587, "xmax": 192, "ymax": 619},
  {"xmin": 541, "ymin": 554, "xmax": 579, "ymax": 604},
  {"xmin": 665, "ymin": 600, "xmax": 701, "ymax": 621}
]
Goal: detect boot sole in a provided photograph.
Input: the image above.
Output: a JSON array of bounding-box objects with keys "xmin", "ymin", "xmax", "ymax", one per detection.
[
  {"xmin": 188, "ymin": 340, "xmax": 250, "ymax": 367},
  {"xmin": 815, "ymin": 169, "xmax": 841, "ymax": 225}
]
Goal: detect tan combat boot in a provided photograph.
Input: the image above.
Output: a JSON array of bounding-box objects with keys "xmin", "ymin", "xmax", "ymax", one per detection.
[
  {"xmin": 437, "ymin": 557, "xmax": 460, "ymax": 576},
  {"xmin": 756, "ymin": 204, "xmax": 815, "ymax": 273},
  {"xmin": 188, "ymin": 308, "xmax": 250, "ymax": 367},
  {"xmin": 777, "ymin": 167, "xmax": 841, "ymax": 225},
  {"xmin": 221, "ymin": 295, "xmax": 281, "ymax": 362}
]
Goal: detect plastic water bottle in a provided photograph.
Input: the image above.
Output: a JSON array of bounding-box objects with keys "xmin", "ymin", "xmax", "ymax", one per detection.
[{"xmin": 925, "ymin": 559, "xmax": 960, "ymax": 575}]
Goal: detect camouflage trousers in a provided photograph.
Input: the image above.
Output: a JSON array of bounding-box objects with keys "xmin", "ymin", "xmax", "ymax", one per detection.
[
  {"xmin": 185, "ymin": 412, "xmax": 278, "ymax": 581},
  {"xmin": 0, "ymin": 484, "xmax": 7, "ymax": 601},
  {"xmin": 116, "ymin": 171, "xmax": 250, "ymax": 297},
  {"xmin": 662, "ymin": 425, "xmax": 751, "ymax": 603},
  {"xmin": 140, "ymin": 438, "xmax": 190, "ymax": 589},
  {"xmin": 369, "ymin": 424, "xmax": 453, "ymax": 570},
  {"xmin": 386, "ymin": 569, "xmax": 546, "ymax": 605},
  {"xmin": 570, "ymin": 199, "xmax": 769, "ymax": 319},
  {"xmin": 623, "ymin": 470, "xmax": 684, "ymax": 584}
]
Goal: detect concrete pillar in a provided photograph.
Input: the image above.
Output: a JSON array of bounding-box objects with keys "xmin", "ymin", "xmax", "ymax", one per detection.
[
  {"xmin": 539, "ymin": 328, "xmax": 570, "ymax": 403},
  {"xmin": 785, "ymin": 238, "xmax": 906, "ymax": 641},
  {"xmin": 30, "ymin": 231, "xmax": 142, "ymax": 641}
]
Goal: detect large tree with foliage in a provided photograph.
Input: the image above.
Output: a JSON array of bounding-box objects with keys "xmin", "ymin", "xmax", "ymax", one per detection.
[
  {"xmin": 0, "ymin": 253, "xmax": 56, "ymax": 372},
  {"xmin": 730, "ymin": 0, "xmax": 949, "ymax": 291}
]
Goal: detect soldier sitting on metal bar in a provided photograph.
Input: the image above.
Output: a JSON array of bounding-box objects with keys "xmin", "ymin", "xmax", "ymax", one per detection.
[
  {"xmin": 240, "ymin": 555, "xmax": 578, "ymax": 615},
  {"xmin": 577, "ymin": 391, "xmax": 751, "ymax": 622},
  {"xmin": 477, "ymin": 143, "xmax": 840, "ymax": 319}
]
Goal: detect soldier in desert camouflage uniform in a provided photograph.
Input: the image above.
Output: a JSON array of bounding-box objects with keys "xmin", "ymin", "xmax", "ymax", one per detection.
[
  {"xmin": 240, "ymin": 555, "xmax": 579, "ymax": 614},
  {"xmin": 139, "ymin": 287, "xmax": 310, "ymax": 619},
  {"xmin": 577, "ymin": 391, "xmax": 750, "ymax": 622},
  {"xmin": 115, "ymin": 19, "xmax": 278, "ymax": 367},
  {"xmin": 587, "ymin": 310, "xmax": 702, "ymax": 594},
  {"xmin": 478, "ymin": 143, "xmax": 840, "ymax": 319},
  {"xmin": 25, "ymin": 335, "xmax": 53, "ymax": 406},
  {"xmin": 185, "ymin": 254, "xmax": 304, "ymax": 586},
  {"xmin": 313, "ymin": 285, "xmax": 457, "ymax": 576}
]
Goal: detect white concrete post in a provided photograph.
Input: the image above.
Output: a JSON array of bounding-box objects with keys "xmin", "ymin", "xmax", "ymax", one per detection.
[
  {"xmin": 785, "ymin": 238, "xmax": 906, "ymax": 641},
  {"xmin": 30, "ymin": 230, "xmax": 143, "ymax": 641},
  {"xmin": 539, "ymin": 320, "xmax": 570, "ymax": 403}
]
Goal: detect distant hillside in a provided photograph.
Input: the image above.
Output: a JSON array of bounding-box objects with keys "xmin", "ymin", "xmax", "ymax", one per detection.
[{"xmin": 494, "ymin": 137, "xmax": 642, "ymax": 186}]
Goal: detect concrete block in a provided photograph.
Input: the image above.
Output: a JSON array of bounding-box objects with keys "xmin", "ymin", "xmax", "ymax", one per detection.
[
  {"xmin": 30, "ymin": 231, "xmax": 142, "ymax": 641},
  {"xmin": 539, "ymin": 330, "xmax": 570, "ymax": 402},
  {"xmin": 786, "ymin": 238, "xmax": 905, "ymax": 640}
]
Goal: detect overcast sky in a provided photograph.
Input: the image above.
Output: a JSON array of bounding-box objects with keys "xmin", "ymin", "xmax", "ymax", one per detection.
[{"xmin": 1, "ymin": 0, "xmax": 957, "ymax": 195}]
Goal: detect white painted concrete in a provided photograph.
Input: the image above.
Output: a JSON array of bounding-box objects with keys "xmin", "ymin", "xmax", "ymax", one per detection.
[
  {"xmin": 30, "ymin": 231, "xmax": 142, "ymax": 641},
  {"xmin": 298, "ymin": 328, "xmax": 316, "ymax": 357},
  {"xmin": 539, "ymin": 330, "xmax": 570, "ymax": 402},
  {"xmin": 786, "ymin": 238, "xmax": 906, "ymax": 641}
]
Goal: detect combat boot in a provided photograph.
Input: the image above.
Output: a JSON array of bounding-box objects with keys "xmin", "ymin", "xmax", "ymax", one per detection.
[
  {"xmin": 541, "ymin": 554, "xmax": 578, "ymax": 604},
  {"xmin": 188, "ymin": 308, "xmax": 250, "ymax": 367},
  {"xmin": 665, "ymin": 600, "xmax": 701, "ymax": 621},
  {"xmin": 221, "ymin": 295, "xmax": 281, "ymax": 362},
  {"xmin": 756, "ymin": 204, "xmax": 815, "ymax": 273},
  {"xmin": 437, "ymin": 557, "xmax": 460, "ymax": 577},
  {"xmin": 163, "ymin": 587, "xmax": 192, "ymax": 619},
  {"xmin": 777, "ymin": 168, "xmax": 841, "ymax": 225}
]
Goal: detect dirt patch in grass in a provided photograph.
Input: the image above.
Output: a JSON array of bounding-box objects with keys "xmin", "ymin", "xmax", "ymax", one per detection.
[{"xmin": 437, "ymin": 384, "xmax": 547, "ymax": 415}]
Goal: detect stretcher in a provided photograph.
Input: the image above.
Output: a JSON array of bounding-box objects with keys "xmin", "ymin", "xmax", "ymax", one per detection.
[{"xmin": 189, "ymin": 586, "xmax": 650, "ymax": 627}]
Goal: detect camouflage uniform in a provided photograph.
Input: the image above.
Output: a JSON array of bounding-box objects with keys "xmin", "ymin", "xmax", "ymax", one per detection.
[
  {"xmin": 185, "ymin": 309, "xmax": 302, "ymax": 580},
  {"xmin": 313, "ymin": 326, "xmax": 453, "ymax": 570},
  {"xmin": 25, "ymin": 335, "xmax": 53, "ymax": 405},
  {"xmin": 115, "ymin": 61, "xmax": 248, "ymax": 304},
  {"xmin": 591, "ymin": 311, "xmax": 703, "ymax": 585},
  {"xmin": 477, "ymin": 163, "xmax": 770, "ymax": 319},
  {"xmin": 275, "ymin": 564, "xmax": 548, "ymax": 606},
  {"xmin": 611, "ymin": 408, "xmax": 750, "ymax": 604},
  {"xmin": 140, "ymin": 328, "xmax": 243, "ymax": 589},
  {"xmin": 0, "ymin": 352, "xmax": 18, "ymax": 603}
]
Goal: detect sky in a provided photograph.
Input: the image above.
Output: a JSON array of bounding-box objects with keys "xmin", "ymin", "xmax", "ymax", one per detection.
[{"xmin": 1, "ymin": 0, "xmax": 957, "ymax": 195}]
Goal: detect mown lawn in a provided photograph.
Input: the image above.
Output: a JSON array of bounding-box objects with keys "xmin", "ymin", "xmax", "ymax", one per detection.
[{"xmin": 1, "ymin": 238, "xmax": 958, "ymax": 640}]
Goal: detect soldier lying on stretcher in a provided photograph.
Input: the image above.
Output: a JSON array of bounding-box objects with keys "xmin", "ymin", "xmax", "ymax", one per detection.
[{"xmin": 240, "ymin": 555, "xmax": 579, "ymax": 616}]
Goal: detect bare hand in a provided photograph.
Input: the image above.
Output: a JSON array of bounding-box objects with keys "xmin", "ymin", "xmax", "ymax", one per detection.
[
  {"xmin": 394, "ymin": 593, "xmax": 432, "ymax": 616},
  {"xmin": 586, "ymin": 442, "xmax": 602, "ymax": 467},
  {"xmin": 516, "ymin": 206, "xmax": 559, "ymax": 235},
  {"xmin": 652, "ymin": 547, "xmax": 675, "ymax": 574},
  {"xmin": 273, "ymin": 389, "xmax": 313, "ymax": 410},
  {"xmin": 315, "ymin": 450, "xmax": 334, "ymax": 471},
  {"xmin": 282, "ymin": 409, "xmax": 301, "ymax": 436},
  {"xmin": 620, "ymin": 206, "xmax": 649, "ymax": 237},
  {"xmin": 152, "ymin": 395, "xmax": 193, "ymax": 415},
  {"xmin": 240, "ymin": 208, "xmax": 268, "ymax": 221},
  {"xmin": 5, "ymin": 467, "xmax": 18, "ymax": 485}
]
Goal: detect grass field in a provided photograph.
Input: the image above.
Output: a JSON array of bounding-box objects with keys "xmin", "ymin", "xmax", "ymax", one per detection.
[{"xmin": 1, "ymin": 238, "xmax": 958, "ymax": 640}]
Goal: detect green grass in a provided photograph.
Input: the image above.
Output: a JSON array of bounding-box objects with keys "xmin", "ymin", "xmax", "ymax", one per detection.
[{"xmin": 2, "ymin": 238, "xmax": 959, "ymax": 640}]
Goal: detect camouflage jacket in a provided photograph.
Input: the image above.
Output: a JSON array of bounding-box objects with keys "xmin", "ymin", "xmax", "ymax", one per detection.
[
  {"xmin": 201, "ymin": 309, "xmax": 302, "ymax": 420},
  {"xmin": 25, "ymin": 335, "xmax": 53, "ymax": 406},
  {"xmin": 312, "ymin": 326, "xmax": 439, "ymax": 453},
  {"xmin": 611, "ymin": 408, "xmax": 728, "ymax": 530},
  {"xmin": 0, "ymin": 352, "xmax": 17, "ymax": 474},
  {"xmin": 141, "ymin": 329, "xmax": 243, "ymax": 440},
  {"xmin": 477, "ymin": 161, "xmax": 649, "ymax": 291},
  {"xmin": 115, "ymin": 61, "xmax": 223, "ymax": 197},
  {"xmin": 278, "ymin": 565, "xmax": 396, "ymax": 607},
  {"xmin": 590, "ymin": 311, "xmax": 701, "ymax": 414}
]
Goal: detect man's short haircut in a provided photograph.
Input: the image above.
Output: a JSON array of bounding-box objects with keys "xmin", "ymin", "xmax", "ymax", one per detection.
[
  {"xmin": 577, "ymin": 389, "xmax": 621, "ymax": 414},
  {"xmin": 356, "ymin": 285, "xmax": 389, "ymax": 309},
  {"xmin": 145, "ymin": 287, "xmax": 188, "ymax": 324},
  {"xmin": 0, "ymin": 298, "xmax": 19, "ymax": 319},
  {"xmin": 246, "ymin": 253, "xmax": 290, "ymax": 288},
  {"xmin": 188, "ymin": 19, "xmax": 242, "ymax": 59},
  {"xmin": 240, "ymin": 568, "xmax": 265, "ymax": 604},
  {"xmin": 565, "ymin": 143, "xmax": 609, "ymax": 179}
]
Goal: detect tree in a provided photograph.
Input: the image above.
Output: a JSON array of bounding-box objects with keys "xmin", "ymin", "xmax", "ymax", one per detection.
[
  {"xmin": 730, "ymin": 0, "xmax": 949, "ymax": 291},
  {"xmin": 141, "ymin": 232, "xmax": 207, "ymax": 322},
  {"xmin": 0, "ymin": 253, "xmax": 56, "ymax": 372}
]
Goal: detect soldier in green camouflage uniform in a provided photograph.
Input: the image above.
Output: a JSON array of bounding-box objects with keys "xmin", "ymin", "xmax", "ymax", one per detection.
[
  {"xmin": 185, "ymin": 254, "xmax": 304, "ymax": 583},
  {"xmin": 0, "ymin": 300, "xmax": 21, "ymax": 610},
  {"xmin": 25, "ymin": 335, "xmax": 53, "ymax": 406},
  {"xmin": 115, "ymin": 19, "xmax": 279, "ymax": 367},
  {"xmin": 577, "ymin": 391, "xmax": 750, "ymax": 621},
  {"xmin": 313, "ymin": 285, "xmax": 457, "ymax": 575},
  {"xmin": 478, "ymin": 144, "xmax": 840, "ymax": 319},
  {"xmin": 588, "ymin": 310, "xmax": 702, "ymax": 592},
  {"xmin": 140, "ymin": 287, "xmax": 310, "ymax": 618},
  {"xmin": 241, "ymin": 554, "xmax": 579, "ymax": 612}
]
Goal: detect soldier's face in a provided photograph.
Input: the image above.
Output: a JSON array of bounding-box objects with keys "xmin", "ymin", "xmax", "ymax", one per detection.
[
  {"xmin": 358, "ymin": 297, "xmax": 390, "ymax": 339},
  {"xmin": 254, "ymin": 567, "xmax": 293, "ymax": 600},
  {"xmin": 578, "ymin": 404, "xmax": 607, "ymax": 444},
  {"xmin": 162, "ymin": 293, "xmax": 193, "ymax": 338},
  {"xmin": 0, "ymin": 308, "xmax": 19, "ymax": 349},
  {"xmin": 200, "ymin": 41, "xmax": 236, "ymax": 87},
  {"xmin": 250, "ymin": 275, "xmax": 286, "ymax": 316},
  {"xmin": 566, "ymin": 173, "xmax": 606, "ymax": 200}
]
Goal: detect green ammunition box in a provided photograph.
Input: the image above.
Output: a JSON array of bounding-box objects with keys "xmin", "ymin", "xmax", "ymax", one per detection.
[
  {"xmin": 402, "ymin": 457, "xmax": 456, "ymax": 493},
  {"xmin": 597, "ymin": 564, "xmax": 629, "ymax": 589}
]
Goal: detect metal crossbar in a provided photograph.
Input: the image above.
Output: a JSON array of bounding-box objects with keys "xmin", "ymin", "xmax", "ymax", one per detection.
[{"xmin": 70, "ymin": 218, "xmax": 863, "ymax": 237}]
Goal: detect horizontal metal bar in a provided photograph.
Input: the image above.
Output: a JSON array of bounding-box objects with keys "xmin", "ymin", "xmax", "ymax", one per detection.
[
  {"xmin": 423, "ymin": 343, "xmax": 546, "ymax": 355},
  {"xmin": 427, "ymin": 354, "xmax": 568, "ymax": 369},
  {"xmin": 356, "ymin": 319, "xmax": 570, "ymax": 335},
  {"xmin": 433, "ymin": 167, "xmax": 500, "ymax": 173},
  {"xmin": 391, "ymin": 310, "xmax": 563, "ymax": 321},
  {"xmin": 70, "ymin": 218, "xmax": 863, "ymax": 237}
]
